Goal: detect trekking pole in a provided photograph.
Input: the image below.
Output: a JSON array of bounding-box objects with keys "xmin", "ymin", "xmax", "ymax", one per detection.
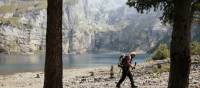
[
  {"xmin": 134, "ymin": 62, "xmax": 137, "ymax": 67},
  {"xmin": 131, "ymin": 62, "xmax": 137, "ymax": 75}
]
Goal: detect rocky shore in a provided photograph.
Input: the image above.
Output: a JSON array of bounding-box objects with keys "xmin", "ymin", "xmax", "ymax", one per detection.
[{"xmin": 0, "ymin": 56, "xmax": 199, "ymax": 88}]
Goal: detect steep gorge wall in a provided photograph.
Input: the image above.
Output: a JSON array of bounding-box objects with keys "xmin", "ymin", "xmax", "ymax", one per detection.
[
  {"xmin": 0, "ymin": 0, "xmax": 169, "ymax": 54},
  {"xmin": 0, "ymin": 9, "xmax": 46, "ymax": 54}
]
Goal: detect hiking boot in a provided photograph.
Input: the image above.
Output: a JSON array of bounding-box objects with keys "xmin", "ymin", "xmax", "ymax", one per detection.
[{"xmin": 116, "ymin": 85, "xmax": 120, "ymax": 88}]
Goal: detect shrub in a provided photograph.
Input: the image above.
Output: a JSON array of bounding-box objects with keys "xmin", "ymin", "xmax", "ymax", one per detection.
[
  {"xmin": 191, "ymin": 41, "xmax": 200, "ymax": 55},
  {"xmin": 152, "ymin": 43, "xmax": 169, "ymax": 60}
]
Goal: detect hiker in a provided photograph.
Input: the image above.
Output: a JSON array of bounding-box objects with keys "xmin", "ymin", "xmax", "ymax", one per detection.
[{"xmin": 116, "ymin": 52, "xmax": 137, "ymax": 88}]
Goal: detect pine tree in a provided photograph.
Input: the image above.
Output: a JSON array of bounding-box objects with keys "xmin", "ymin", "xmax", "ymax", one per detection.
[{"xmin": 126, "ymin": 0, "xmax": 200, "ymax": 87}]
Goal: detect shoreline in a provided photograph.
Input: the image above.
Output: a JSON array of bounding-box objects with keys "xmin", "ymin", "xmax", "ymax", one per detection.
[
  {"xmin": 0, "ymin": 66, "xmax": 112, "ymax": 77},
  {"xmin": 0, "ymin": 66, "xmax": 113, "ymax": 88},
  {"xmin": 0, "ymin": 65, "xmax": 112, "ymax": 75},
  {"xmin": 0, "ymin": 56, "xmax": 199, "ymax": 88}
]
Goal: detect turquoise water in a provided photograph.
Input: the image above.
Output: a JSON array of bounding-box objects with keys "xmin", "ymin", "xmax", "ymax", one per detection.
[{"xmin": 0, "ymin": 52, "xmax": 150, "ymax": 74}]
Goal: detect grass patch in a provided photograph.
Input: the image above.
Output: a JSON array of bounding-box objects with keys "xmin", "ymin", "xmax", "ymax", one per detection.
[
  {"xmin": 0, "ymin": 4, "xmax": 15, "ymax": 13},
  {"xmin": 0, "ymin": 17, "xmax": 20, "ymax": 27},
  {"xmin": 152, "ymin": 63, "xmax": 170, "ymax": 74},
  {"xmin": 0, "ymin": 0, "xmax": 47, "ymax": 14}
]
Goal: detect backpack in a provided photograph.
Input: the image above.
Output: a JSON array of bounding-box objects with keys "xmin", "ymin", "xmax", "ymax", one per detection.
[{"xmin": 118, "ymin": 55, "xmax": 131, "ymax": 67}]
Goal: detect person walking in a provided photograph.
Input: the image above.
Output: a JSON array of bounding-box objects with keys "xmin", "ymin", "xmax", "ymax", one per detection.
[{"xmin": 116, "ymin": 52, "xmax": 137, "ymax": 88}]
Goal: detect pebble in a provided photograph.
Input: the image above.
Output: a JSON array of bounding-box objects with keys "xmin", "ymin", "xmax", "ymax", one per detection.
[{"xmin": 63, "ymin": 56, "xmax": 200, "ymax": 88}]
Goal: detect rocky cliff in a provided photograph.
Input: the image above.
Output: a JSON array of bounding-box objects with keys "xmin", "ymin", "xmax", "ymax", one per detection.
[{"xmin": 0, "ymin": 0, "xmax": 169, "ymax": 54}]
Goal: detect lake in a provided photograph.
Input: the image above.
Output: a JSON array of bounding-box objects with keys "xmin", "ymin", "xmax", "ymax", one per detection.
[{"xmin": 0, "ymin": 52, "xmax": 150, "ymax": 74}]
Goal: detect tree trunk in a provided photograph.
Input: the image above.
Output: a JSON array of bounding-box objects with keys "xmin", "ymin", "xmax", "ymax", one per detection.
[
  {"xmin": 44, "ymin": 0, "xmax": 63, "ymax": 88},
  {"xmin": 168, "ymin": 0, "xmax": 192, "ymax": 88}
]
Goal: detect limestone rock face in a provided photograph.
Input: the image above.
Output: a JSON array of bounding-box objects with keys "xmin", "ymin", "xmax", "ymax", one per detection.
[
  {"xmin": 0, "ymin": 0, "xmax": 169, "ymax": 54},
  {"xmin": 0, "ymin": 8, "xmax": 46, "ymax": 54}
]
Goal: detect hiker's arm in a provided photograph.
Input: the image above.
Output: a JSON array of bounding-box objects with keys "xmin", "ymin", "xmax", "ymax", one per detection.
[
  {"xmin": 128, "ymin": 60, "xmax": 136, "ymax": 69},
  {"xmin": 129, "ymin": 63, "xmax": 135, "ymax": 69},
  {"xmin": 127, "ymin": 60, "xmax": 135, "ymax": 69}
]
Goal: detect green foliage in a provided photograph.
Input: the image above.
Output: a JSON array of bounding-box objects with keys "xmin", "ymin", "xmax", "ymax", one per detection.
[
  {"xmin": 152, "ymin": 43, "xmax": 169, "ymax": 60},
  {"xmin": 126, "ymin": 0, "xmax": 200, "ymax": 24},
  {"xmin": 126, "ymin": 0, "xmax": 174, "ymax": 24},
  {"xmin": 191, "ymin": 41, "xmax": 200, "ymax": 55},
  {"xmin": 193, "ymin": 3, "xmax": 200, "ymax": 11},
  {"xmin": 150, "ymin": 40, "xmax": 200, "ymax": 57}
]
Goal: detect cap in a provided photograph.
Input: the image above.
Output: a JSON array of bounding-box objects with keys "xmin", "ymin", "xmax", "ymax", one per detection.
[{"xmin": 129, "ymin": 52, "xmax": 136, "ymax": 56}]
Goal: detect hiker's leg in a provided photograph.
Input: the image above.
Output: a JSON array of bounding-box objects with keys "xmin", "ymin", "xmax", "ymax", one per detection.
[
  {"xmin": 127, "ymin": 71, "xmax": 136, "ymax": 87},
  {"xmin": 116, "ymin": 72, "xmax": 126, "ymax": 87}
]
